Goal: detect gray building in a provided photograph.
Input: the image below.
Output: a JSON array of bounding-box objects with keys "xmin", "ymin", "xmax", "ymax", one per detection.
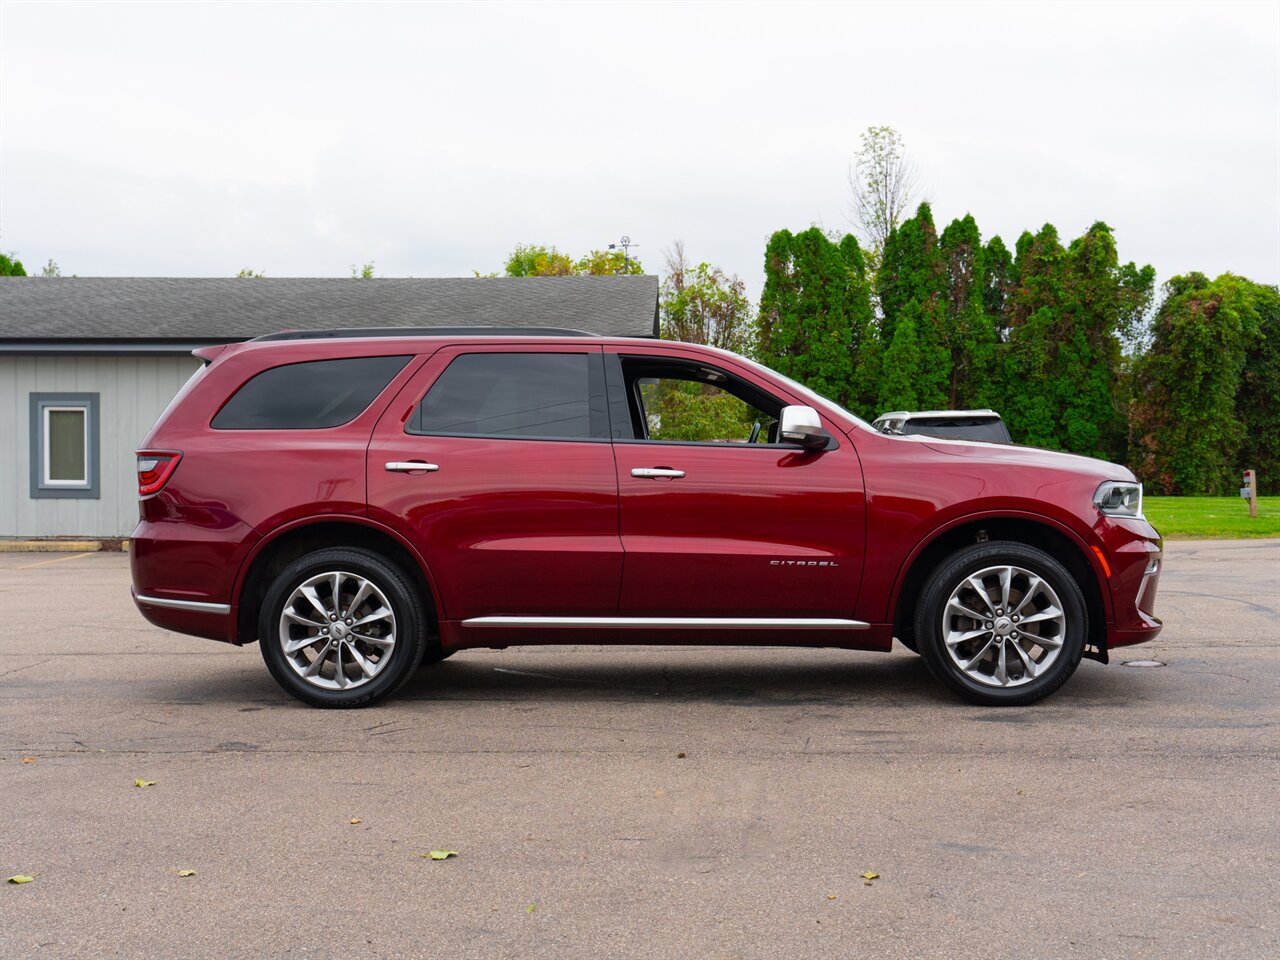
[{"xmin": 0, "ymin": 276, "xmax": 659, "ymax": 539}]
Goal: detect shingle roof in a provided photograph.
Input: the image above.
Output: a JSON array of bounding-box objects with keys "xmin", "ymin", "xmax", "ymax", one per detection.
[{"xmin": 0, "ymin": 276, "xmax": 660, "ymax": 343}]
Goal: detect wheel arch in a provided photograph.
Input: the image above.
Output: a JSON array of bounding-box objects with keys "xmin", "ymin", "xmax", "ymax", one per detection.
[
  {"xmin": 233, "ymin": 516, "xmax": 440, "ymax": 646},
  {"xmin": 890, "ymin": 513, "xmax": 1110, "ymax": 663}
]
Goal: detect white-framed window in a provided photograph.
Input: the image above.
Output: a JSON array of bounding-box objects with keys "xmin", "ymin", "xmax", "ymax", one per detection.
[
  {"xmin": 30, "ymin": 393, "xmax": 100, "ymax": 499},
  {"xmin": 43, "ymin": 406, "xmax": 89, "ymax": 485}
]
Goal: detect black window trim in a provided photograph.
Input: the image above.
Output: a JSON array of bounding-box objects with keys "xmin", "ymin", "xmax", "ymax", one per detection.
[{"xmin": 403, "ymin": 349, "xmax": 612, "ymax": 443}]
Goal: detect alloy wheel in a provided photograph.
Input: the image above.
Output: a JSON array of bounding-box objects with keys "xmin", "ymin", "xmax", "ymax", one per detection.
[
  {"xmin": 941, "ymin": 564, "xmax": 1066, "ymax": 688},
  {"xmin": 277, "ymin": 570, "xmax": 397, "ymax": 691}
]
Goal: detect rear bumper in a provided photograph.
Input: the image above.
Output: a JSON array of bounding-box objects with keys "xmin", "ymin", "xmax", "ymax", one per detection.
[
  {"xmin": 131, "ymin": 517, "xmax": 254, "ymax": 644},
  {"xmin": 132, "ymin": 588, "xmax": 238, "ymax": 644}
]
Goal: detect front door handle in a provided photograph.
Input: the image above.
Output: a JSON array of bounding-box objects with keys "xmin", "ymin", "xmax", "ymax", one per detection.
[
  {"xmin": 385, "ymin": 461, "xmax": 440, "ymax": 473},
  {"xmin": 631, "ymin": 467, "xmax": 685, "ymax": 479}
]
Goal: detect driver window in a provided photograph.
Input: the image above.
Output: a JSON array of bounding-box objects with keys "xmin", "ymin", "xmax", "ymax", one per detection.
[{"xmin": 629, "ymin": 368, "xmax": 780, "ymax": 444}]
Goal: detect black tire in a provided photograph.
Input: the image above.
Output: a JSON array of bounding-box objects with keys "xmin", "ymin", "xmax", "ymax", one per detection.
[
  {"xmin": 914, "ymin": 541, "xmax": 1086, "ymax": 706},
  {"xmin": 897, "ymin": 634, "xmax": 920, "ymax": 654},
  {"xmin": 258, "ymin": 547, "xmax": 431, "ymax": 708}
]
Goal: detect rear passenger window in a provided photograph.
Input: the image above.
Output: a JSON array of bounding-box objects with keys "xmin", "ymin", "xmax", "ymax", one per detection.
[
  {"xmin": 212, "ymin": 356, "xmax": 411, "ymax": 430},
  {"xmin": 408, "ymin": 352, "xmax": 607, "ymax": 440}
]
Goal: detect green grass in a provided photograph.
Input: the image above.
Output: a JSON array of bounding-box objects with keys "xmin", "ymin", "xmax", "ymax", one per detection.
[{"xmin": 1143, "ymin": 496, "xmax": 1280, "ymax": 540}]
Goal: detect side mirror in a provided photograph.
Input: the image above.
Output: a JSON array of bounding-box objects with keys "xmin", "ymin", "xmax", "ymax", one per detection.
[{"xmin": 778, "ymin": 405, "xmax": 830, "ymax": 451}]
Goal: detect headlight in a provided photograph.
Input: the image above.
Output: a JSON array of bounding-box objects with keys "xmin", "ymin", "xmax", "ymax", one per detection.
[{"xmin": 1094, "ymin": 480, "xmax": 1144, "ymax": 519}]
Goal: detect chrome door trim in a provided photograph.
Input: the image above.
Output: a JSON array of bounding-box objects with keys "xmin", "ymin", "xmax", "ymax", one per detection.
[
  {"xmin": 136, "ymin": 594, "xmax": 232, "ymax": 615},
  {"xmin": 385, "ymin": 461, "xmax": 440, "ymax": 472},
  {"xmin": 630, "ymin": 468, "xmax": 685, "ymax": 479},
  {"xmin": 461, "ymin": 616, "xmax": 869, "ymax": 630}
]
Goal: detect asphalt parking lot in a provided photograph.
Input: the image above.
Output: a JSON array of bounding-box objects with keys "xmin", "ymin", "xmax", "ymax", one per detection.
[{"xmin": 1, "ymin": 540, "xmax": 1278, "ymax": 959}]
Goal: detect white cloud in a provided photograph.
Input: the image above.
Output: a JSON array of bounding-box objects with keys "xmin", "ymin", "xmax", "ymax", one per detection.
[{"xmin": 2, "ymin": 0, "xmax": 1276, "ymax": 297}]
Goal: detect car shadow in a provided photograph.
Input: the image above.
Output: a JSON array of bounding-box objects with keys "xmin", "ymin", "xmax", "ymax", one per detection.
[
  {"xmin": 397, "ymin": 648, "xmax": 954, "ymax": 708},
  {"xmin": 158, "ymin": 646, "xmax": 1135, "ymax": 713}
]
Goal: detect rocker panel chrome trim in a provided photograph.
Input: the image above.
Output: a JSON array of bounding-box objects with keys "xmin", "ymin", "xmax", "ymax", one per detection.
[{"xmin": 461, "ymin": 616, "xmax": 869, "ymax": 630}]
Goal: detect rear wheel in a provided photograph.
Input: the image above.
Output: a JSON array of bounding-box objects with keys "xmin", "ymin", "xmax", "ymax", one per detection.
[
  {"xmin": 915, "ymin": 541, "xmax": 1085, "ymax": 706},
  {"xmin": 259, "ymin": 547, "xmax": 430, "ymax": 708}
]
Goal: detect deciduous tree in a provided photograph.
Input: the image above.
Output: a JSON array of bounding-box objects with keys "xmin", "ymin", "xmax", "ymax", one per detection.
[
  {"xmin": 660, "ymin": 242, "xmax": 752, "ymax": 353},
  {"xmin": 1236, "ymin": 283, "xmax": 1280, "ymax": 494},
  {"xmin": 1129, "ymin": 274, "xmax": 1255, "ymax": 494},
  {"xmin": 576, "ymin": 248, "xmax": 645, "ymax": 276},
  {"xmin": 848, "ymin": 125, "xmax": 919, "ymax": 256}
]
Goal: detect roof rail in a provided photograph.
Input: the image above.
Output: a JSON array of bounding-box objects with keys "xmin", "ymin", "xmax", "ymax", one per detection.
[{"xmin": 251, "ymin": 326, "xmax": 601, "ymax": 342}]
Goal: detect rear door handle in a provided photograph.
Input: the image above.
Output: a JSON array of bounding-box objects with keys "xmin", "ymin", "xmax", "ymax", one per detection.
[
  {"xmin": 385, "ymin": 461, "xmax": 440, "ymax": 473},
  {"xmin": 631, "ymin": 467, "xmax": 685, "ymax": 479}
]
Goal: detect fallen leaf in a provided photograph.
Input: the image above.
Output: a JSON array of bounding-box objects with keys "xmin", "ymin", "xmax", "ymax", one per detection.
[
  {"xmin": 415, "ymin": 850, "xmax": 458, "ymax": 860},
  {"xmin": 134, "ymin": 778, "xmax": 157, "ymax": 788},
  {"xmin": 349, "ymin": 818, "xmax": 362, "ymax": 824},
  {"xmin": 6, "ymin": 875, "xmax": 34, "ymax": 884},
  {"xmin": 676, "ymin": 752, "xmax": 687, "ymax": 759},
  {"xmin": 861, "ymin": 871, "xmax": 880, "ymax": 881},
  {"xmin": 177, "ymin": 870, "xmax": 196, "ymax": 878},
  {"xmin": 525, "ymin": 904, "xmax": 537, "ymax": 914},
  {"xmin": 20, "ymin": 757, "xmax": 36, "ymax": 764},
  {"xmin": 1016, "ymin": 789, "xmax": 1025, "ymax": 796},
  {"xmin": 826, "ymin": 894, "xmax": 837, "ymax": 901}
]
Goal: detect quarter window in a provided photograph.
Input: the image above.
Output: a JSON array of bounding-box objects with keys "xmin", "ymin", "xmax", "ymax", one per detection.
[
  {"xmin": 408, "ymin": 352, "xmax": 608, "ymax": 440},
  {"xmin": 212, "ymin": 355, "xmax": 411, "ymax": 430},
  {"xmin": 30, "ymin": 393, "xmax": 100, "ymax": 499}
]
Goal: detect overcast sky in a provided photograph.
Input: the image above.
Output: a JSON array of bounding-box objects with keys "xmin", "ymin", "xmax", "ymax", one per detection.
[{"xmin": 2, "ymin": 0, "xmax": 1277, "ymax": 300}]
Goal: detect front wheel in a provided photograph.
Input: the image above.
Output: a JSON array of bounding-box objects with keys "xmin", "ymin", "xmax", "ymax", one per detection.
[
  {"xmin": 259, "ymin": 547, "xmax": 430, "ymax": 708},
  {"xmin": 915, "ymin": 541, "xmax": 1086, "ymax": 706}
]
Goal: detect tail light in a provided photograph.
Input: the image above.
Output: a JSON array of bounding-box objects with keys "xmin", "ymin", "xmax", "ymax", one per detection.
[{"xmin": 137, "ymin": 450, "xmax": 183, "ymax": 496}]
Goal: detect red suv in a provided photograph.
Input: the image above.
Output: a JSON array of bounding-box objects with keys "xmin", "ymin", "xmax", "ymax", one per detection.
[{"xmin": 131, "ymin": 329, "xmax": 1163, "ymax": 708}]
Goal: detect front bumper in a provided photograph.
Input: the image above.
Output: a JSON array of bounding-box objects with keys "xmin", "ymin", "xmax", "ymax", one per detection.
[{"xmin": 1097, "ymin": 516, "xmax": 1163, "ymax": 648}]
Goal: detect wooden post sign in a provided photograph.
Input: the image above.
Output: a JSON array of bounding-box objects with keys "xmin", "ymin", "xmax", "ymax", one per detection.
[{"xmin": 1240, "ymin": 469, "xmax": 1258, "ymax": 519}]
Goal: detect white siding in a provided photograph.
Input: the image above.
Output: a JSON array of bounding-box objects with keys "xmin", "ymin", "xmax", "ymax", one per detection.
[{"xmin": 0, "ymin": 354, "xmax": 202, "ymax": 537}]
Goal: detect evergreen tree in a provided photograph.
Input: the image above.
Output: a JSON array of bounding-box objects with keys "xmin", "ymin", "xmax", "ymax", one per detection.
[
  {"xmin": 0, "ymin": 253, "xmax": 26, "ymax": 276},
  {"xmin": 839, "ymin": 235, "xmax": 881, "ymax": 415},
  {"xmin": 939, "ymin": 215, "xmax": 998, "ymax": 409},
  {"xmin": 1056, "ymin": 224, "xmax": 1149, "ymax": 459},
  {"xmin": 982, "ymin": 236, "xmax": 1014, "ymax": 340},
  {"xmin": 997, "ymin": 223, "xmax": 1153, "ymax": 460},
  {"xmin": 757, "ymin": 227, "xmax": 873, "ymax": 408},
  {"xmin": 877, "ymin": 302, "xmax": 923, "ymax": 413},
  {"xmin": 875, "ymin": 203, "xmax": 950, "ymax": 409}
]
